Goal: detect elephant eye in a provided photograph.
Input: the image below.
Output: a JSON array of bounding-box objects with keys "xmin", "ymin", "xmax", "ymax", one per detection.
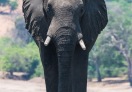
[
  {"xmin": 47, "ymin": 4, "xmax": 52, "ymax": 12},
  {"xmin": 46, "ymin": 4, "xmax": 54, "ymax": 16},
  {"xmin": 80, "ymin": 7, "xmax": 85, "ymax": 16}
]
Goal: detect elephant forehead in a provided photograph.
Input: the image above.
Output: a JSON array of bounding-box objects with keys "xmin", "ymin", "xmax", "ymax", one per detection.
[
  {"xmin": 54, "ymin": 1, "xmax": 73, "ymax": 9},
  {"xmin": 60, "ymin": 1, "xmax": 71, "ymax": 6},
  {"xmin": 54, "ymin": 0, "xmax": 83, "ymax": 8}
]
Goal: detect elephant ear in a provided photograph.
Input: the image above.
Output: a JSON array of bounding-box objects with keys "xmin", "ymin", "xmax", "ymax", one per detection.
[
  {"xmin": 81, "ymin": 0, "xmax": 108, "ymax": 43},
  {"xmin": 22, "ymin": 0, "xmax": 48, "ymax": 44}
]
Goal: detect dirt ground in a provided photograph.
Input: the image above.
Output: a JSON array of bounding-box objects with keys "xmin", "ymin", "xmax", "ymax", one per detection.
[
  {"xmin": 0, "ymin": 77, "xmax": 132, "ymax": 92},
  {"xmin": 87, "ymin": 78, "xmax": 132, "ymax": 92}
]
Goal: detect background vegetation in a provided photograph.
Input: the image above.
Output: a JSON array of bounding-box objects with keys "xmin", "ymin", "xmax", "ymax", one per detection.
[
  {"xmin": 0, "ymin": 0, "xmax": 18, "ymax": 13},
  {"xmin": 0, "ymin": 0, "xmax": 132, "ymax": 86}
]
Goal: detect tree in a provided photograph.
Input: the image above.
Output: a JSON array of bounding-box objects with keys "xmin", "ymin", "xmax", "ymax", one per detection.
[
  {"xmin": 0, "ymin": 0, "xmax": 18, "ymax": 13},
  {"xmin": 88, "ymin": 0, "xmax": 131, "ymax": 84},
  {"xmin": 0, "ymin": 38, "xmax": 42, "ymax": 79},
  {"xmin": 89, "ymin": 42, "xmax": 103, "ymax": 82},
  {"xmin": 13, "ymin": 17, "xmax": 33, "ymax": 45},
  {"xmin": 0, "ymin": 0, "xmax": 9, "ymax": 6},
  {"xmin": 8, "ymin": 0, "xmax": 18, "ymax": 12},
  {"xmin": 104, "ymin": 0, "xmax": 132, "ymax": 86}
]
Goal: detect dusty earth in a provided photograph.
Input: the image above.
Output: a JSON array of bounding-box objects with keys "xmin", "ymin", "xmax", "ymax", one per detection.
[{"xmin": 0, "ymin": 77, "xmax": 132, "ymax": 92}]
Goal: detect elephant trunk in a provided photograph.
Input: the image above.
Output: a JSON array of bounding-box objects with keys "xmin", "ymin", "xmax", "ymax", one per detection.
[{"xmin": 54, "ymin": 27, "xmax": 76, "ymax": 92}]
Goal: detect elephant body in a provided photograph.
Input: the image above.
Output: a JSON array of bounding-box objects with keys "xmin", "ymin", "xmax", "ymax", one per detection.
[{"xmin": 22, "ymin": 0, "xmax": 108, "ymax": 92}]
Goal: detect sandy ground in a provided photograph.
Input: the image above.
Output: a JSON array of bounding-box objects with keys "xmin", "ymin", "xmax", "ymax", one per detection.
[
  {"xmin": 0, "ymin": 78, "xmax": 132, "ymax": 92},
  {"xmin": 0, "ymin": 78, "xmax": 45, "ymax": 92},
  {"xmin": 88, "ymin": 78, "xmax": 132, "ymax": 92}
]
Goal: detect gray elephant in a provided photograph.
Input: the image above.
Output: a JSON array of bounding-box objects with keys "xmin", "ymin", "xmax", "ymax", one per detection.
[{"xmin": 22, "ymin": 0, "xmax": 108, "ymax": 92}]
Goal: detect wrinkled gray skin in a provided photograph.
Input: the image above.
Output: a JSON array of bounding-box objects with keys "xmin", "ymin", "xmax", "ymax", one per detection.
[{"xmin": 22, "ymin": 0, "xmax": 108, "ymax": 92}]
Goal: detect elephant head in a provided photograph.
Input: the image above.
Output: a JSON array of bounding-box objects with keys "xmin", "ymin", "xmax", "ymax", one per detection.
[{"xmin": 44, "ymin": 0, "xmax": 87, "ymax": 50}]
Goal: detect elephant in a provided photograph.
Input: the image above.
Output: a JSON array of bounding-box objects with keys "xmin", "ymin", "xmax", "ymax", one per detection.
[{"xmin": 22, "ymin": 0, "xmax": 108, "ymax": 92}]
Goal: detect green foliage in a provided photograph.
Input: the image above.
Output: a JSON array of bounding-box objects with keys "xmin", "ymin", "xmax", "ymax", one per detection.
[
  {"xmin": 0, "ymin": 0, "xmax": 18, "ymax": 11},
  {"xmin": 13, "ymin": 17, "xmax": 33, "ymax": 45},
  {"xmin": 33, "ymin": 63, "xmax": 44, "ymax": 78},
  {"xmin": 0, "ymin": 37, "xmax": 44, "ymax": 79},
  {"xmin": 0, "ymin": 16, "xmax": 45, "ymax": 78},
  {"xmin": 88, "ymin": 0, "xmax": 132, "ymax": 80},
  {"xmin": 0, "ymin": 17, "xmax": 44, "ymax": 79},
  {"xmin": 9, "ymin": 0, "xmax": 18, "ymax": 11},
  {"xmin": 0, "ymin": 0, "xmax": 9, "ymax": 6}
]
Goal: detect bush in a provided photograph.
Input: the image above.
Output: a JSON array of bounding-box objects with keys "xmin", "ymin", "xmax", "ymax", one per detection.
[
  {"xmin": 0, "ymin": 0, "xmax": 9, "ymax": 6},
  {"xmin": 9, "ymin": 0, "xmax": 18, "ymax": 11},
  {"xmin": 0, "ymin": 0, "xmax": 18, "ymax": 12},
  {"xmin": 0, "ymin": 37, "xmax": 43, "ymax": 79}
]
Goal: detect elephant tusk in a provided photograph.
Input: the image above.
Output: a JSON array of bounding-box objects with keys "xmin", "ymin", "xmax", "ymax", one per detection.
[
  {"xmin": 79, "ymin": 39, "xmax": 86, "ymax": 50},
  {"xmin": 44, "ymin": 36, "xmax": 51, "ymax": 46}
]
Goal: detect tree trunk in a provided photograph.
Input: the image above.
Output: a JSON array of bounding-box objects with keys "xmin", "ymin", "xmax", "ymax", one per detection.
[
  {"xmin": 10, "ymin": 71, "xmax": 13, "ymax": 76},
  {"xmin": 128, "ymin": 59, "xmax": 132, "ymax": 86},
  {"xmin": 95, "ymin": 58, "xmax": 102, "ymax": 82},
  {"xmin": 122, "ymin": 54, "xmax": 132, "ymax": 87}
]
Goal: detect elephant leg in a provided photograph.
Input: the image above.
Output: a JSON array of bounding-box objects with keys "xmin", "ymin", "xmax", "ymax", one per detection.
[
  {"xmin": 71, "ymin": 44, "xmax": 89, "ymax": 92},
  {"xmin": 71, "ymin": 36, "xmax": 99, "ymax": 92},
  {"xmin": 38, "ymin": 41, "xmax": 58, "ymax": 92}
]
